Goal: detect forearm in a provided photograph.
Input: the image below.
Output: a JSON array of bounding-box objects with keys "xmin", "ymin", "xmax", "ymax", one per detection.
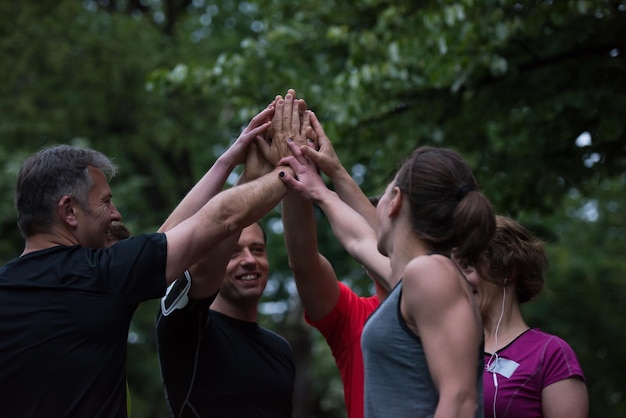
[
  {"xmin": 282, "ymin": 191, "xmax": 340, "ymax": 320},
  {"xmin": 329, "ymin": 165, "xmax": 378, "ymax": 228},
  {"xmin": 434, "ymin": 395, "xmax": 479, "ymax": 418},
  {"xmin": 187, "ymin": 232, "xmax": 239, "ymax": 300},
  {"xmin": 159, "ymin": 158, "xmax": 235, "ymax": 232},
  {"xmin": 282, "ymin": 193, "xmax": 320, "ymax": 271},
  {"xmin": 164, "ymin": 167, "xmax": 291, "ymax": 283},
  {"xmin": 317, "ymin": 190, "xmax": 375, "ymax": 264},
  {"xmin": 316, "ymin": 190, "xmax": 392, "ymax": 290}
]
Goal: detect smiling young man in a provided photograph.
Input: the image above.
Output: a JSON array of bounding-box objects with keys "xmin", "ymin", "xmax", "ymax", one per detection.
[{"xmin": 156, "ymin": 222, "xmax": 295, "ymax": 418}]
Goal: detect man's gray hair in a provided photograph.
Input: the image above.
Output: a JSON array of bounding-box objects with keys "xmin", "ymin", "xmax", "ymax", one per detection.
[{"xmin": 15, "ymin": 144, "xmax": 117, "ymax": 237}]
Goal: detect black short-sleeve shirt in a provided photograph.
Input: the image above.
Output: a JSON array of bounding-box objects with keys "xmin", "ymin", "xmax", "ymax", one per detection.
[
  {"xmin": 0, "ymin": 233, "xmax": 167, "ymax": 418},
  {"xmin": 156, "ymin": 302, "xmax": 295, "ymax": 418}
]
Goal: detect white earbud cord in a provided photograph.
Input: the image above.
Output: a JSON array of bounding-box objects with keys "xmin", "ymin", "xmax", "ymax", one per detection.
[{"xmin": 486, "ymin": 283, "xmax": 506, "ymax": 418}]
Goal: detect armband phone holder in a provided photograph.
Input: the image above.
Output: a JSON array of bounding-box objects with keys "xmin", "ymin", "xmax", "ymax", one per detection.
[{"xmin": 160, "ymin": 270, "xmax": 192, "ymax": 316}]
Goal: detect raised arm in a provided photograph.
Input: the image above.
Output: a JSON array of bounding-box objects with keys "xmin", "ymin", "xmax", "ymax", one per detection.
[
  {"xmin": 159, "ymin": 102, "xmax": 296, "ymax": 292},
  {"xmin": 300, "ymin": 112, "xmax": 378, "ymax": 230},
  {"xmin": 275, "ymin": 90, "xmax": 341, "ymax": 320},
  {"xmin": 164, "ymin": 164, "xmax": 293, "ymax": 285},
  {"xmin": 279, "ymin": 141, "xmax": 392, "ymax": 292},
  {"xmin": 158, "ymin": 104, "xmax": 274, "ymax": 233}
]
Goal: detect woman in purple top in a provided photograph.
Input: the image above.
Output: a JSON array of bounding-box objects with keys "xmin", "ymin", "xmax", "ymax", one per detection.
[{"xmin": 457, "ymin": 215, "xmax": 588, "ymax": 418}]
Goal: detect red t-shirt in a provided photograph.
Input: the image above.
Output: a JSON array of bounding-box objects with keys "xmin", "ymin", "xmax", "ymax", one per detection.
[{"xmin": 305, "ymin": 282, "xmax": 380, "ymax": 418}]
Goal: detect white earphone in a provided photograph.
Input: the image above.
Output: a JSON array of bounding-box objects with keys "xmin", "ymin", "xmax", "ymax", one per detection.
[{"xmin": 488, "ymin": 278, "xmax": 508, "ymax": 418}]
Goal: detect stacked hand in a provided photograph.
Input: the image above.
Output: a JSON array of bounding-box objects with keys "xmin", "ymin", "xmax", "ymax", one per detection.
[
  {"xmin": 223, "ymin": 103, "xmax": 273, "ymax": 170},
  {"xmin": 236, "ymin": 87, "xmax": 342, "ymax": 189},
  {"xmin": 263, "ymin": 88, "xmax": 315, "ymax": 162}
]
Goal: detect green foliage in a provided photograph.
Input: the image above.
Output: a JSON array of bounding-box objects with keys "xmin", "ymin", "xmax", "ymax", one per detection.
[
  {"xmin": 1, "ymin": 0, "xmax": 625, "ymax": 416},
  {"xmin": 523, "ymin": 175, "xmax": 626, "ymax": 416}
]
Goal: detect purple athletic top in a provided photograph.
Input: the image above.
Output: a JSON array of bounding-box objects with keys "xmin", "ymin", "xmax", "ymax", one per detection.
[{"xmin": 483, "ymin": 328, "xmax": 586, "ymax": 418}]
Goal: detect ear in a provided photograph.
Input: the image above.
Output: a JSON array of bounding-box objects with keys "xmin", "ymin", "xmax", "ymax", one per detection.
[
  {"xmin": 387, "ymin": 186, "xmax": 403, "ymax": 218},
  {"xmin": 58, "ymin": 196, "xmax": 78, "ymax": 227}
]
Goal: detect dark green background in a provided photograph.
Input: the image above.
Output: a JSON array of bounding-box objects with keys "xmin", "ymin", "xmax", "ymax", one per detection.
[{"xmin": 1, "ymin": 1, "xmax": 624, "ymax": 416}]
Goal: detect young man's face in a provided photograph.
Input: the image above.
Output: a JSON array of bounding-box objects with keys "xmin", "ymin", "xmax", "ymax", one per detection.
[{"xmin": 219, "ymin": 223, "xmax": 269, "ymax": 305}]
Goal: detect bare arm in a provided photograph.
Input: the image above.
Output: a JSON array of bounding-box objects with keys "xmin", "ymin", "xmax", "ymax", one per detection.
[
  {"xmin": 158, "ymin": 105, "xmax": 273, "ymax": 233},
  {"xmin": 276, "ymin": 89, "xmax": 340, "ymax": 320},
  {"xmin": 401, "ymin": 256, "xmax": 483, "ymax": 418},
  {"xmin": 282, "ymin": 192, "xmax": 340, "ymax": 320},
  {"xmin": 542, "ymin": 378, "xmax": 589, "ymax": 418},
  {"xmin": 163, "ymin": 165, "xmax": 293, "ymax": 285},
  {"xmin": 301, "ymin": 111, "xmax": 377, "ymax": 229},
  {"xmin": 279, "ymin": 141, "xmax": 392, "ymax": 292},
  {"xmin": 156, "ymin": 105, "xmax": 274, "ymax": 295}
]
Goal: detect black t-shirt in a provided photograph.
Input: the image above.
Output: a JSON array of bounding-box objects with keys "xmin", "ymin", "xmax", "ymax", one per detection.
[
  {"xmin": 0, "ymin": 234, "xmax": 167, "ymax": 418},
  {"xmin": 156, "ymin": 303, "xmax": 295, "ymax": 418}
]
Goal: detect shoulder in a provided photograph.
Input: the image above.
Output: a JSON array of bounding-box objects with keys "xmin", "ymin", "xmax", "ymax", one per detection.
[
  {"xmin": 524, "ymin": 328, "xmax": 574, "ymax": 353},
  {"xmin": 523, "ymin": 329, "xmax": 586, "ymax": 382},
  {"xmin": 402, "ymin": 254, "xmax": 462, "ymax": 297},
  {"xmin": 518, "ymin": 329, "xmax": 582, "ymax": 363},
  {"xmin": 524, "ymin": 329, "xmax": 575, "ymax": 349}
]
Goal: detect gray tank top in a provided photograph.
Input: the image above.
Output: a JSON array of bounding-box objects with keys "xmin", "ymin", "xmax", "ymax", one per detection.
[{"xmin": 361, "ymin": 281, "xmax": 484, "ymax": 417}]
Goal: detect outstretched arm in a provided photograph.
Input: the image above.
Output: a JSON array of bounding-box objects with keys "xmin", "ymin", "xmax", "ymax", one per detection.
[
  {"xmin": 276, "ymin": 89, "xmax": 341, "ymax": 320},
  {"xmin": 158, "ymin": 103, "xmax": 281, "ymax": 296},
  {"xmin": 279, "ymin": 141, "xmax": 392, "ymax": 292},
  {"xmin": 159, "ymin": 104, "xmax": 274, "ymax": 233},
  {"xmin": 164, "ymin": 164, "xmax": 293, "ymax": 285},
  {"xmin": 301, "ymin": 112, "xmax": 378, "ymax": 230}
]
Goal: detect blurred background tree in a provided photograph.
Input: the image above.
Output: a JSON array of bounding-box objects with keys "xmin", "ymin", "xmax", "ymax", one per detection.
[{"xmin": 1, "ymin": 0, "xmax": 624, "ymax": 416}]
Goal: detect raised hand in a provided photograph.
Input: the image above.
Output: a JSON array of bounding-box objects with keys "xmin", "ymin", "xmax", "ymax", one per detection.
[
  {"xmin": 221, "ymin": 103, "xmax": 274, "ymax": 169},
  {"xmin": 239, "ymin": 141, "xmax": 272, "ymax": 184},
  {"xmin": 299, "ymin": 111, "xmax": 342, "ymax": 179},
  {"xmin": 278, "ymin": 140, "xmax": 331, "ymax": 204},
  {"xmin": 257, "ymin": 88, "xmax": 315, "ymax": 166}
]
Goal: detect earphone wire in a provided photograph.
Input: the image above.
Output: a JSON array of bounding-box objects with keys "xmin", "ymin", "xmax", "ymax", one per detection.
[{"xmin": 487, "ymin": 282, "xmax": 506, "ymax": 418}]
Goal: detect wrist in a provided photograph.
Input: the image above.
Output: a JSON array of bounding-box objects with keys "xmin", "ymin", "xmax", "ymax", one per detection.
[
  {"xmin": 315, "ymin": 187, "xmax": 338, "ymax": 206},
  {"xmin": 328, "ymin": 163, "xmax": 349, "ymax": 183},
  {"xmin": 275, "ymin": 166, "xmax": 295, "ymax": 178},
  {"xmin": 214, "ymin": 156, "xmax": 237, "ymax": 173}
]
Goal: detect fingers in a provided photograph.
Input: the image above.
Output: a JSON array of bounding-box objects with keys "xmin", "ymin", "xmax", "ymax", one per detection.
[
  {"xmin": 278, "ymin": 168, "xmax": 300, "ymax": 190},
  {"xmin": 298, "ymin": 98, "xmax": 307, "ymax": 115},
  {"xmin": 254, "ymin": 132, "xmax": 273, "ymax": 159},
  {"xmin": 286, "ymin": 138, "xmax": 308, "ymax": 161},
  {"xmin": 240, "ymin": 121, "xmax": 271, "ymax": 143},
  {"xmin": 300, "ymin": 145, "xmax": 321, "ymax": 162},
  {"xmin": 301, "ymin": 110, "xmax": 316, "ymax": 149},
  {"xmin": 309, "ymin": 112, "xmax": 328, "ymax": 141},
  {"xmin": 250, "ymin": 121, "xmax": 271, "ymax": 137},
  {"xmin": 283, "ymin": 92, "xmax": 294, "ymax": 134},
  {"xmin": 291, "ymin": 99, "xmax": 302, "ymax": 143},
  {"xmin": 272, "ymin": 95, "xmax": 284, "ymax": 134},
  {"xmin": 241, "ymin": 106, "xmax": 274, "ymax": 136}
]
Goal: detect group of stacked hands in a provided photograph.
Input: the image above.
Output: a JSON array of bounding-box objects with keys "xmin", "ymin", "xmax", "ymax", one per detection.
[{"xmin": 0, "ymin": 88, "xmax": 588, "ymax": 418}]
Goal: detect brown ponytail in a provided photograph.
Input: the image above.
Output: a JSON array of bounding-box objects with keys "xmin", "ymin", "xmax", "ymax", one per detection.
[{"xmin": 394, "ymin": 146, "xmax": 495, "ymax": 261}]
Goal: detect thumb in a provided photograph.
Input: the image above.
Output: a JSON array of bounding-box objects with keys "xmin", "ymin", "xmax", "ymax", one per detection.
[
  {"xmin": 300, "ymin": 145, "xmax": 322, "ymax": 162},
  {"xmin": 279, "ymin": 170, "xmax": 299, "ymax": 189}
]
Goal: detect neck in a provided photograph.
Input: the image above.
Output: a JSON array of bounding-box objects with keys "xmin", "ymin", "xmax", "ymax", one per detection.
[
  {"xmin": 388, "ymin": 225, "xmax": 432, "ymax": 282},
  {"xmin": 210, "ymin": 296, "xmax": 258, "ymax": 322},
  {"xmin": 22, "ymin": 231, "xmax": 78, "ymax": 256},
  {"xmin": 483, "ymin": 293, "xmax": 528, "ymax": 352}
]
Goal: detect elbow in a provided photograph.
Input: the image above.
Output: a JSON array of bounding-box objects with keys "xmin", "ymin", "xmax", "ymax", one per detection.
[
  {"xmin": 456, "ymin": 392, "xmax": 480, "ymax": 418},
  {"xmin": 437, "ymin": 389, "xmax": 479, "ymax": 418}
]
